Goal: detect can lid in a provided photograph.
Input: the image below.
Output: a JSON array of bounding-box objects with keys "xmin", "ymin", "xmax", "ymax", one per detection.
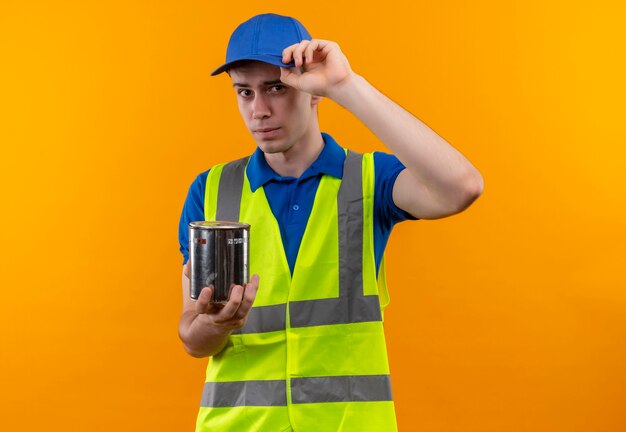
[{"xmin": 189, "ymin": 221, "xmax": 251, "ymax": 230}]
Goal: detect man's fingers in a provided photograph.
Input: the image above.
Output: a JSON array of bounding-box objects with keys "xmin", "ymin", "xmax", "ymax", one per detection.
[
  {"xmin": 234, "ymin": 274, "xmax": 260, "ymax": 319},
  {"xmin": 280, "ymin": 60, "xmax": 308, "ymax": 88},
  {"xmin": 283, "ymin": 40, "xmax": 311, "ymax": 67},
  {"xmin": 282, "ymin": 42, "xmax": 299, "ymax": 64},
  {"xmin": 194, "ymin": 276, "xmax": 259, "ymax": 328},
  {"xmin": 183, "ymin": 261, "xmax": 190, "ymax": 279},
  {"xmin": 214, "ymin": 285, "xmax": 244, "ymax": 323},
  {"xmin": 293, "ymin": 41, "xmax": 309, "ymax": 67},
  {"xmin": 304, "ymin": 40, "xmax": 320, "ymax": 64},
  {"xmin": 195, "ymin": 286, "xmax": 213, "ymax": 315},
  {"xmin": 283, "ymin": 39, "xmax": 337, "ymax": 65}
]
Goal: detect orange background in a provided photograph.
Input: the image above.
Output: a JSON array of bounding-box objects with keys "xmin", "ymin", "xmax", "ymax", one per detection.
[{"xmin": 1, "ymin": 1, "xmax": 625, "ymax": 431}]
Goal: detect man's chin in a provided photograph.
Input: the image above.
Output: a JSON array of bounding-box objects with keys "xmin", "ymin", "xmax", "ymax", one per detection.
[{"xmin": 255, "ymin": 139, "xmax": 288, "ymax": 154}]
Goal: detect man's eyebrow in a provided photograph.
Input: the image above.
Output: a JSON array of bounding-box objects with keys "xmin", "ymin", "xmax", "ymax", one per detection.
[{"xmin": 232, "ymin": 80, "xmax": 284, "ymax": 88}]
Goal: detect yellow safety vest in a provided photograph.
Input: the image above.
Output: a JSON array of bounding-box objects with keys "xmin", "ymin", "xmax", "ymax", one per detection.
[{"xmin": 196, "ymin": 149, "xmax": 397, "ymax": 431}]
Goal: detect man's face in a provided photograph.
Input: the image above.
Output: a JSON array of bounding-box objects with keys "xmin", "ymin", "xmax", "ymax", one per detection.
[{"xmin": 229, "ymin": 61, "xmax": 319, "ymax": 154}]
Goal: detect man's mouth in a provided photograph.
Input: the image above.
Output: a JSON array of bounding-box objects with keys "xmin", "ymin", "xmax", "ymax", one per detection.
[{"xmin": 254, "ymin": 127, "xmax": 281, "ymax": 137}]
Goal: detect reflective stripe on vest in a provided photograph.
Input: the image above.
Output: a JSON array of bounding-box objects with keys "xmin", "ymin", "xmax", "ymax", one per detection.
[
  {"xmin": 196, "ymin": 149, "xmax": 397, "ymax": 432},
  {"xmin": 200, "ymin": 375, "xmax": 393, "ymax": 407}
]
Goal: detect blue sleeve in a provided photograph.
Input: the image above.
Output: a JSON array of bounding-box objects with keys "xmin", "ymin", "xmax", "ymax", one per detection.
[
  {"xmin": 373, "ymin": 152, "xmax": 418, "ymax": 227},
  {"xmin": 178, "ymin": 170, "xmax": 210, "ymax": 265},
  {"xmin": 373, "ymin": 152, "xmax": 418, "ymax": 275}
]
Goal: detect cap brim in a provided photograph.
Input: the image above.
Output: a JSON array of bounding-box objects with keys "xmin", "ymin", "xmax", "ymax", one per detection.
[{"xmin": 210, "ymin": 55, "xmax": 296, "ymax": 76}]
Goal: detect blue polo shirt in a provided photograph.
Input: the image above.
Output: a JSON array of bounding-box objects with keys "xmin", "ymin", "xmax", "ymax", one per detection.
[{"xmin": 178, "ymin": 132, "xmax": 417, "ymax": 275}]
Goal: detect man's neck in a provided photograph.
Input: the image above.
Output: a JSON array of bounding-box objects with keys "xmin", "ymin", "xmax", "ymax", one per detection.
[{"xmin": 264, "ymin": 131, "xmax": 325, "ymax": 178}]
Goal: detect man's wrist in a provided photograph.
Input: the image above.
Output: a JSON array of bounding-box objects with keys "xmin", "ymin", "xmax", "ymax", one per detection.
[{"xmin": 327, "ymin": 72, "xmax": 367, "ymax": 108}]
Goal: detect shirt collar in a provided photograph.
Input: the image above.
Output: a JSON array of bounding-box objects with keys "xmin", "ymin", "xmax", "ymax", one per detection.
[{"xmin": 246, "ymin": 132, "xmax": 346, "ymax": 192}]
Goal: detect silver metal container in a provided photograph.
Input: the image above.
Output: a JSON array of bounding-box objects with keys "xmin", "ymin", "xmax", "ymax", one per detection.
[{"xmin": 188, "ymin": 221, "xmax": 250, "ymax": 303}]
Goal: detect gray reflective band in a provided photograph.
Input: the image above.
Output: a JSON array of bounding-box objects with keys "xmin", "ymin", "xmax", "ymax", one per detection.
[
  {"xmin": 200, "ymin": 375, "xmax": 392, "ymax": 407},
  {"xmin": 200, "ymin": 380, "xmax": 286, "ymax": 407},
  {"xmin": 337, "ymin": 151, "xmax": 382, "ymax": 322},
  {"xmin": 290, "ymin": 151, "xmax": 382, "ymax": 327},
  {"xmin": 289, "ymin": 295, "xmax": 382, "ymax": 327},
  {"xmin": 231, "ymin": 303, "xmax": 286, "ymax": 334},
  {"xmin": 216, "ymin": 151, "xmax": 382, "ymax": 333},
  {"xmin": 216, "ymin": 157, "xmax": 249, "ymax": 222},
  {"xmin": 291, "ymin": 375, "xmax": 393, "ymax": 403}
]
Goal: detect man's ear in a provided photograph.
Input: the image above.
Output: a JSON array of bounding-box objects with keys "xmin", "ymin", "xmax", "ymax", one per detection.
[{"xmin": 311, "ymin": 95, "xmax": 323, "ymax": 106}]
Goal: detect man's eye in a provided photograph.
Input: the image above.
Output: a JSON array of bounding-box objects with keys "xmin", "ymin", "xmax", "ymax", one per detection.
[
  {"xmin": 270, "ymin": 85, "xmax": 285, "ymax": 92},
  {"xmin": 238, "ymin": 89, "xmax": 252, "ymax": 97}
]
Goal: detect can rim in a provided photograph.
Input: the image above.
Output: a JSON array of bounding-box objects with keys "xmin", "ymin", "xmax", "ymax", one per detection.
[{"xmin": 189, "ymin": 221, "xmax": 250, "ymax": 230}]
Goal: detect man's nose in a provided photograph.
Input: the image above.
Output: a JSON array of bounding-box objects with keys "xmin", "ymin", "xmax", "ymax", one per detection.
[{"xmin": 252, "ymin": 95, "xmax": 271, "ymax": 119}]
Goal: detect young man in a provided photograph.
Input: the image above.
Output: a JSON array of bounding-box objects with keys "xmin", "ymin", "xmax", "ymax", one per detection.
[{"xmin": 178, "ymin": 13, "xmax": 483, "ymax": 431}]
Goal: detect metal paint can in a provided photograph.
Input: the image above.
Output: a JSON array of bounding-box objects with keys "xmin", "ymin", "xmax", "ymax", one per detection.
[{"xmin": 188, "ymin": 221, "xmax": 250, "ymax": 303}]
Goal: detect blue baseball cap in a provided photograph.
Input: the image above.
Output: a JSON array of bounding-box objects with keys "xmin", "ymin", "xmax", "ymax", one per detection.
[{"xmin": 210, "ymin": 13, "xmax": 312, "ymax": 76}]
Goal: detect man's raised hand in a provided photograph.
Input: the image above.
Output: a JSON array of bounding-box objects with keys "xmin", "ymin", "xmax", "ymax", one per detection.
[{"xmin": 280, "ymin": 39, "xmax": 354, "ymax": 98}]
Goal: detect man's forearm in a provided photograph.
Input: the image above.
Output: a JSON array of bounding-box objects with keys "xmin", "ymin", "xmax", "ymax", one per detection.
[
  {"xmin": 329, "ymin": 73, "xmax": 483, "ymax": 202},
  {"xmin": 178, "ymin": 311, "xmax": 231, "ymax": 358}
]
